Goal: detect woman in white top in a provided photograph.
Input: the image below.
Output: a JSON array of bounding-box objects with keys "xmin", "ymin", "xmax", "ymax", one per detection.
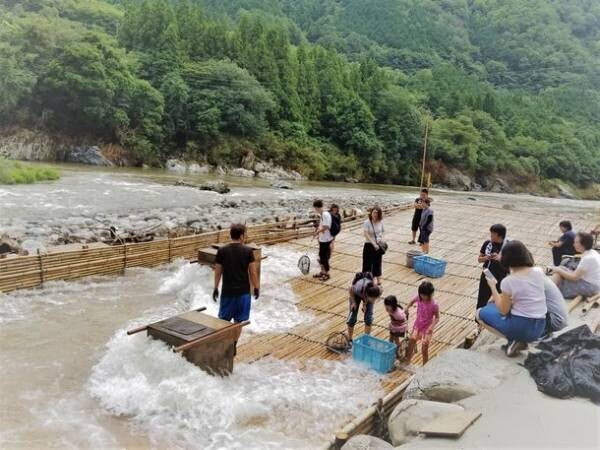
[
  {"xmin": 552, "ymin": 232, "xmax": 600, "ymax": 298},
  {"xmin": 476, "ymin": 240, "xmax": 547, "ymax": 356},
  {"xmin": 362, "ymin": 206, "xmax": 384, "ymax": 285}
]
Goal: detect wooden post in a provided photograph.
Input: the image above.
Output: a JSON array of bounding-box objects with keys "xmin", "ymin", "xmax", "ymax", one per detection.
[
  {"xmin": 123, "ymin": 244, "xmax": 128, "ymax": 273},
  {"xmin": 37, "ymin": 249, "xmax": 44, "ymax": 286},
  {"xmin": 251, "ymin": 245, "xmax": 262, "ymax": 291},
  {"xmin": 168, "ymin": 239, "xmax": 172, "ymax": 263},
  {"xmin": 420, "ymin": 116, "xmax": 430, "ymax": 188}
]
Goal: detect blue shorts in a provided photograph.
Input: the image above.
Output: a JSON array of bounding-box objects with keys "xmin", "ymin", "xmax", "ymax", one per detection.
[
  {"xmin": 478, "ymin": 303, "xmax": 545, "ymax": 343},
  {"xmin": 218, "ymin": 294, "xmax": 251, "ymax": 323}
]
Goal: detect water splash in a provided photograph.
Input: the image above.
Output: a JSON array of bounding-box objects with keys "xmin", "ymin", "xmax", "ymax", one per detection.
[
  {"xmin": 88, "ymin": 331, "xmax": 384, "ymax": 450},
  {"xmin": 157, "ymin": 246, "xmax": 312, "ymax": 333}
]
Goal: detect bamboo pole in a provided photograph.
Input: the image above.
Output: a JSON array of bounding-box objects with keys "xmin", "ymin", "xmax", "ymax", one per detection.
[{"xmin": 419, "ymin": 115, "xmax": 430, "ymax": 188}]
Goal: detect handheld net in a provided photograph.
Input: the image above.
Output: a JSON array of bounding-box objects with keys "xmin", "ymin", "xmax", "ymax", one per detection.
[{"xmin": 297, "ymin": 254, "xmax": 311, "ymax": 275}]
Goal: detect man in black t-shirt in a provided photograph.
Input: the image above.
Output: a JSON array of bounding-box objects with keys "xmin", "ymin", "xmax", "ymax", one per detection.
[
  {"xmin": 213, "ymin": 224, "xmax": 259, "ymax": 339},
  {"xmin": 549, "ymin": 220, "xmax": 576, "ymax": 266},
  {"xmin": 409, "ymin": 188, "xmax": 429, "ymax": 244},
  {"xmin": 476, "ymin": 223, "xmax": 509, "ymax": 309}
]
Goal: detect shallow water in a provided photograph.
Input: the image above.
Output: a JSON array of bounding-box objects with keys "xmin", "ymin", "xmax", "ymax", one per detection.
[{"xmin": 1, "ymin": 164, "xmax": 598, "ymax": 449}]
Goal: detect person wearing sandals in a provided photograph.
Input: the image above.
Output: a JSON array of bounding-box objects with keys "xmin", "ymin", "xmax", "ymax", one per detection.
[
  {"xmin": 363, "ymin": 206, "xmax": 385, "ymax": 286},
  {"xmin": 312, "ymin": 199, "xmax": 333, "ymax": 281},
  {"xmin": 476, "ymin": 240, "xmax": 547, "ymax": 357},
  {"xmin": 409, "ymin": 188, "xmax": 429, "ymax": 244}
]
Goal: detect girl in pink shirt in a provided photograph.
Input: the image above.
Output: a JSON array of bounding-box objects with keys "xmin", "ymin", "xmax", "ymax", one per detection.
[{"xmin": 405, "ymin": 281, "xmax": 439, "ymax": 365}]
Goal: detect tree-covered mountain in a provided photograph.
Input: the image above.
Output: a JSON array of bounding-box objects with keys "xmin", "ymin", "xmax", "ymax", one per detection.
[{"xmin": 1, "ymin": 0, "xmax": 599, "ymax": 191}]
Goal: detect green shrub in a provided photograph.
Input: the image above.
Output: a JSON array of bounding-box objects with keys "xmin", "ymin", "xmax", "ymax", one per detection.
[{"xmin": 0, "ymin": 159, "xmax": 60, "ymax": 184}]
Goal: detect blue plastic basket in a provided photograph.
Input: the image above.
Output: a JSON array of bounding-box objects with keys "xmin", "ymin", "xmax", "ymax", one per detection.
[
  {"xmin": 352, "ymin": 334, "xmax": 397, "ymax": 373},
  {"xmin": 413, "ymin": 255, "xmax": 447, "ymax": 278}
]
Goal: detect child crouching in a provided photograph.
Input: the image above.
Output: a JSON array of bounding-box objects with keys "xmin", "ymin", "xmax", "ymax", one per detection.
[{"xmin": 405, "ymin": 281, "xmax": 439, "ymax": 365}]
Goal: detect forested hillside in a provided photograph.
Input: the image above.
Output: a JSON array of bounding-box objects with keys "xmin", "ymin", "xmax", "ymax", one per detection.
[{"xmin": 1, "ymin": 0, "xmax": 599, "ymax": 190}]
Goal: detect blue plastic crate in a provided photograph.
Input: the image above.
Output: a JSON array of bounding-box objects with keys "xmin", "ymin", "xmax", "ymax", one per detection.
[
  {"xmin": 352, "ymin": 334, "xmax": 397, "ymax": 373},
  {"xmin": 413, "ymin": 255, "xmax": 447, "ymax": 278}
]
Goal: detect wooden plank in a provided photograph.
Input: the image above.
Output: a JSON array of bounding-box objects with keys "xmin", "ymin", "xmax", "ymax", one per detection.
[{"xmin": 419, "ymin": 411, "xmax": 482, "ymax": 438}]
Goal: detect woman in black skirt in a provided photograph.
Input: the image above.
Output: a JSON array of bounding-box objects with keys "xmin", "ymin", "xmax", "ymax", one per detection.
[{"xmin": 362, "ymin": 206, "xmax": 385, "ymax": 285}]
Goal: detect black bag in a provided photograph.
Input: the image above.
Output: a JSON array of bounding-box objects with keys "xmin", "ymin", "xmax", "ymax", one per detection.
[
  {"xmin": 330, "ymin": 212, "xmax": 342, "ymax": 237},
  {"xmin": 369, "ymin": 219, "xmax": 388, "ymax": 255},
  {"xmin": 352, "ymin": 271, "xmax": 374, "ymax": 286},
  {"xmin": 524, "ymin": 325, "xmax": 600, "ymax": 403}
]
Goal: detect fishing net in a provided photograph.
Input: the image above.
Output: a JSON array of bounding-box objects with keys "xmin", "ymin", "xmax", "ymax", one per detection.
[
  {"xmin": 298, "ymin": 254, "xmax": 311, "ymax": 275},
  {"xmin": 325, "ymin": 332, "xmax": 351, "ymax": 353}
]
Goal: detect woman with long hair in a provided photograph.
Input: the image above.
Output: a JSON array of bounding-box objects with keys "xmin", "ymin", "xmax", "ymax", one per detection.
[{"xmin": 362, "ymin": 206, "xmax": 385, "ymax": 286}]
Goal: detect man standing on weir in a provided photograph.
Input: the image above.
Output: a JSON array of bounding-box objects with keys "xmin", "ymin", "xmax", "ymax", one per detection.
[
  {"xmin": 313, "ymin": 199, "xmax": 333, "ymax": 281},
  {"xmin": 213, "ymin": 224, "xmax": 259, "ymax": 342}
]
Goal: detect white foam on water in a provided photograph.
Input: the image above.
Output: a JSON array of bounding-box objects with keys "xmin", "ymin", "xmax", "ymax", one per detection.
[
  {"xmin": 0, "ymin": 278, "xmax": 121, "ymax": 325},
  {"xmin": 158, "ymin": 246, "xmax": 312, "ymax": 333},
  {"xmin": 88, "ymin": 332, "xmax": 384, "ymax": 450}
]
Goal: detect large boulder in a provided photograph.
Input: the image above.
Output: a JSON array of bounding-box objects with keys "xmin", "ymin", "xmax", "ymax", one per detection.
[
  {"xmin": 388, "ymin": 399, "xmax": 464, "ymax": 446},
  {"xmin": 229, "ymin": 167, "xmax": 255, "ymax": 178},
  {"xmin": 556, "ymin": 183, "xmax": 577, "ymax": 200},
  {"xmin": 489, "ymin": 177, "xmax": 512, "ymax": 194},
  {"xmin": 403, "ymin": 349, "xmax": 509, "ymax": 403},
  {"xmin": 444, "ymin": 168, "xmax": 472, "ymax": 191},
  {"xmin": 341, "ymin": 435, "xmax": 393, "ymax": 450},
  {"xmin": 200, "ymin": 181, "xmax": 230, "ymax": 194},
  {"xmin": 187, "ymin": 163, "xmax": 211, "ymax": 174},
  {"xmin": 166, "ymin": 159, "xmax": 187, "ymax": 173},
  {"xmin": 271, "ymin": 180, "xmax": 293, "ymax": 189},
  {"xmin": 62, "ymin": 145, "xmax": 112, "ymax": 166},
  {"xmin": 241, "ymin": 150, "xmax": 256, "ymax": 170},
  {"xmin": 0, "ymin": 235, "xmax": 25, "ymax": 256}
]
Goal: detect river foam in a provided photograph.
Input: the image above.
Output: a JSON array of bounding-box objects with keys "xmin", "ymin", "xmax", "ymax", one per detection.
[{"xmin": 88, "ymin": 332, "xmax": 383, "ymax": 450}]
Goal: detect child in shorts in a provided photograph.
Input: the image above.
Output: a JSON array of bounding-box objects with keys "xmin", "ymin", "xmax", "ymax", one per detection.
[
  {"xmin": 405, "ymin": 281, "xmax": 439, "ymax": 365},
  {"xmin": 384, "ymin": 295, "xmax": 407, "ymax": 344}
]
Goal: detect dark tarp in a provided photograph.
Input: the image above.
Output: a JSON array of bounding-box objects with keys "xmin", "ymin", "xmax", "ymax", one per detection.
[{"xmin": 524, "ymin": 325, "xmax": 600, "ymax": 403}]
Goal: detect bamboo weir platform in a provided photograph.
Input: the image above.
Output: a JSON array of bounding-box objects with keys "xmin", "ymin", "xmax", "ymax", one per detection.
[
  {"xmin": 1, "ymin": 197, "xmax": 597, "ymax": 447},
  {"xmin": 233, "ymin": 199, "xmax": 597, "ymax": 447}
]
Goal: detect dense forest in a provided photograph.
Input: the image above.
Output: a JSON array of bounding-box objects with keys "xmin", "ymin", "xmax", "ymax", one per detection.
[{"xmin": 1, "ymin": 0, "xmax": 599, "ymax": 189}]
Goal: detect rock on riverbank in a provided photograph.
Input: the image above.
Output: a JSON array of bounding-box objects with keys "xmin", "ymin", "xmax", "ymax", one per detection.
[
  {"xmin": 0, "ymin": 193, "xmax": 405, "ymax": 247},
  {"xmin": 165, "ymin": 156, "xmax": 305, "ymax": 181},
  {"xmin": 0, "ymin": 129, "xmax": 113, "ymax": 166}
]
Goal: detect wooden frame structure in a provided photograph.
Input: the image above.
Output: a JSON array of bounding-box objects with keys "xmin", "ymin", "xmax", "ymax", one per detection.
[{"xmin": 0, "ymin": 204, "xmax": 411, "ymax": 293}]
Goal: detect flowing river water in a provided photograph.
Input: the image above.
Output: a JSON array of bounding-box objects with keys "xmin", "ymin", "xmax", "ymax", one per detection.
[{"xmin": 1, "ymin": 165, "xmax": 598, "ymax": 449}]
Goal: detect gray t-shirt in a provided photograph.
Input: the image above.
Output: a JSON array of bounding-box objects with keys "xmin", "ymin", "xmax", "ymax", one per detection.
[
  {"xmin": 363, "ymin": 219, "xmax": 384, "ymax": 243},
  {"xmin": 351, "ymin": 277, "xmax": 371, "ymax": 299},
  {"xmin": 544, "ymin": 277, "xmax": 568, "ymax": 331},
  {"xmin": 500, "ymin": 267, "xmax": 547, "ymax": 319},
  {"xmin": 419, "ymin": 208, "xmax": 434, "ymax": 232}
]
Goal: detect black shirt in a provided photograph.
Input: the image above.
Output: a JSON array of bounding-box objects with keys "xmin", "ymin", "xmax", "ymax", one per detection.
[
  {"xmin": 559, "ymin": 230, "xmax": 576, "ymax": 255},
  {"xmin": 215, "ymin": 243, "xmax": 255, "ymax": 296},
  {"xmin": 479, "ymin": 240, "xmax": 508, "ymax": 279},
  {"xmin": 412, "ymin": 198, "xmax": 424, "ymax": 222}
]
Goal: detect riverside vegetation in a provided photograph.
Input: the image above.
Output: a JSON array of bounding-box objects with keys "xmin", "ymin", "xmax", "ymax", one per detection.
[
  {"xmin": 0, "ymin": 0, "xmax": 599, "ymax": 194},
  {"xmin": 0, "ymin": 158, "xmax": 59, "ymax": 184}
]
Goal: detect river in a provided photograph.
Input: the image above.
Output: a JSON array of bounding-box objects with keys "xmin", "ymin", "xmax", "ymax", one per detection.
[{"xmin": 0, "ymin": 164, "xmax": 598, "ymax": 449}]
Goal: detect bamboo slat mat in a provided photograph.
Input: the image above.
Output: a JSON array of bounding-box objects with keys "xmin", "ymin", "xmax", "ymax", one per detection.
[{"xmin": 236, "ymin": 199, "xmax": 596, "ymax": 408}]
